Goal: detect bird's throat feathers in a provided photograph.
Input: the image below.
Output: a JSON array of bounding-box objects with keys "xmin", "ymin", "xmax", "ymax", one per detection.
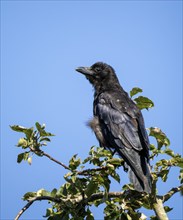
[{"xmin": 88, "ymin": 73, "xmax": 122, "ymax": 93}]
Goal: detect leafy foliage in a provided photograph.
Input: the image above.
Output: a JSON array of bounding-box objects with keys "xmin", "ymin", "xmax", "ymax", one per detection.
[
  {"xmin": 130, "ymin": 87, "xmax": 154, "ymax": 110},
  {"xmin": 11, "ymin": 122, "xmax": 54, "ymax": 164},
  {"xmin": 11, "ymin": 88, "xmax": 183, "ymax": 220},
  {"xmin": 134, "ymin": 96, "xmax": 154, "ymax": 110},
  {"xmin": 130, "ymin": 87, "xmax": 143, "ymax": 98}
]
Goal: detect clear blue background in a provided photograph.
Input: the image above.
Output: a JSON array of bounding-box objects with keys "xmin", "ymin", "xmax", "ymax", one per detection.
[{"xmin": 1, "ymin": 1, "xmax": 182, "ymax": 219}]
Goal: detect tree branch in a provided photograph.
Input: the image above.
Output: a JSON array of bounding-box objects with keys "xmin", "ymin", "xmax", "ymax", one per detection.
[
  {"xmin": 163, "ymin": 184, "xmax": 183, "ymax": 202},
  {"xmin": 29, "ymin": 146, "xmax": 70, "ymax": 170},
  {"xmin": 153, "ymin": 197, "xmax": 169, "ymax": 220},
  {"xmin": 152, "ymin": 184, "xmax": 183, "ymax": 220},
  {"xmin": 41, "ymin": 151, "xmax": 70, "ymax": 170},
  {"xmin": 14, "ymin": 190, "xmax": 140, "ymax": 220},
  {"xmin": 29, "ymin": 145, "xmax": 110, "ymax": 176},
  {"xmin": 88, "ymin": 191, "xmax": 128, "ymax": 202},
  {"xmin": 15, "ymin": 185, "xmax": 182, "ymax": 220},
  {"xmin": 14, "ymin": 196, "xmax": 61, "ymax": 220},
  {"xmin": 77, "ymin": 166, "xmax": 108, "ymax": 176},
  {"xmin": 31, "ymin": 148, "xmax": 109, "ymax": 175}
]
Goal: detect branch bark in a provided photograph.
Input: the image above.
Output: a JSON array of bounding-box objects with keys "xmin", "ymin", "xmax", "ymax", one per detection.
[
  {"xmin": 153, "ymin": 197, "xmax": 169, "ymax": 220},
  {"xmin": 14, "ymin": 196, "xmax": 61, "ymax": 220},
  {"xmin": 77, "ymin": 166, "xmax": 108, "ymax": 175},
  {"xmin": 29, "ymin": 146, "xmax": 70, "ymax": 170},
  {"xmin": 15, "ymin": 184, "xmax": 182, "ymax": 220},
  {"xmin": 30, "ymin": 146, "xmax": 110, "ymax": 176},
  {"xmin": 152, "ymin": 184, "xmax": 183, "ymax": 220},
  {"xmin": 29, "ymin": 147, "xmax": 109, "ymax": 175},
  {"xmin": 14, "ymin": 190, "xmax": 141, "ymax": 220},
  {"xmin": 41, "ymin": 151, "xmax": 70, "ymax": 170},
  {"xmin": 163, "ymin": 184, "xmax": 183, "ymax": 202}
]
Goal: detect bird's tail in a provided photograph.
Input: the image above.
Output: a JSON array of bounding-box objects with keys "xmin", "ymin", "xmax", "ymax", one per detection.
[
  {"xmin": 128, "ymin": 163, "xmax": 152, "ymax": 193},
  {"xmin": 119, "ymin": 148, "xmax": 152, "ymax": 193}
]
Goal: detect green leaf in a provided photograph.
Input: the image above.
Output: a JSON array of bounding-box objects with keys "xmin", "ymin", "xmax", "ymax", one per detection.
[
  {"xmin": 149, "ymin": 144, "xmax": 156, "ymax": 151},
  {"xmin": 24, "ymin": 127, "xmax": 34, "ymax": 139},
  {"xmin": 122, "ymin": 184, "xmax": 134, "ymax": 191},
  {"xmin": 23, "ymin": 192, "xmax": 37, "ymax": 201},
  {"xmin": 56, "ymin": 185, "xmax": 66, "ymax": 197},
  {"xmin": 130, "ymin": 87, "xmax": 143, "ymax": 97},
  {"xmin": 85, "ymin": 180, "xmax": 99, "ymax": 197},
  {"xmin": 164, "ymin": 148, "xmax": 175, "ymax": 157},
  {"xmin": 101, "ymin": 176, "xmax": 111, "ymax": 193},
  {"xmin": 175, "ymin": 158, "xmax": 183, "ymax": 168},
  {"xmin": 164, "ymin": 206, "xmax": 173, "ymax": 213},
  {"xmin": 17, "ymin": 138, "xmax": 27, "ymax": 148},
  {"xmin": 126, "ymin": 213, "xmax": 132, "ymax": 220},
  {"xmin": 17, "ymin": 152, "xmax": 29, "ymax": 163},
  {"xmin": 110, "ymin": 172, "xmax": 120, "ymax": 183},
  {"xmin": 95, "ymin": 175, "xmax": 104, "ymax": 184},
  {"xmin": 142, "ymin": 196, "xmax": 152, "ymax": 210},
  {"xmin": 17, "ymin": 153, "xmax": 24, "ymax": 163},
  {"xmin": 40, "ymin": 130, "xmax": 55, "ymax": 137},
  {"xmin": 69, "ymin": 154, "xmax": 81, "ymax": 170},
  {"xmin": 82, "ymin": 156, "xmax": 91, "ymax": 164},
  {"xmin": 24, "ymin": 152, "xmax": 29, "ymax": 160},
  {"xmin": 159, "ymin": 169, "xmax": 169, "ymax": 182},
  {"xmin": 35, "ymin": 122, "xmax": 42, "ymax": 132},
  {"xmin": 89, "ymin": 146, "xmax": 95, "ymax": 155},
  {"xmin": 44, "ymin": 208, "xmax": 53, "ymax": 217},
  {"xmin": 97, "ymin": 148, "xmax": 112, "ymax": 158},
  {"xmin": 148, "ymin": 127, "xmax": 170, "ymax": 147},
  {"xmin": 37, "ymin": 188, "xmax": 51, "ymax": 197},
  {"xmin": 134, "ymin": 96, "xmax": 154, "ymax": 110},
  {"xmin": 40, "ymin": 137, "xmax": 51, "ymax": 142},
  {"xmin": 71, "ymin": 175, "xmax": 77, "ymax": 183},
  {"xmin": 10, "ymin": 125, "xmax": 28, "ymax": 132},
  {"xmin": 51, "ymin": 188, "xmax": 57, "ymax": 197},
  {"xmin": 107, "ymin": 158, "xmax": 123, "ymax": 166},
  {"xmin": 11, "ymin": 125, "xmax": 34, "ymax": 139},
  {"xmin": 106, "ymin": 163, "xmax": 115, "ymax": 171}
]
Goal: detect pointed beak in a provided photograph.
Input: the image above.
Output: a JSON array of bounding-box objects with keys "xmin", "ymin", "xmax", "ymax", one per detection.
[{"xmin": 75, "ymin": 67, "xmax": 93, "ymax": 76}]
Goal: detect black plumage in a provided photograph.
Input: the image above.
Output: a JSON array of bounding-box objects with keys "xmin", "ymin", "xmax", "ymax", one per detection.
[{"xmin": 76, "ymin": 62, "xmax": 152, "ymax": 193}]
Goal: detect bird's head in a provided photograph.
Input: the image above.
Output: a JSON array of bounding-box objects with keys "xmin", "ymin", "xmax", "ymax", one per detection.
[{"xmin": 76, "ymin": 62, "xmax": 120, "ymax": 91}]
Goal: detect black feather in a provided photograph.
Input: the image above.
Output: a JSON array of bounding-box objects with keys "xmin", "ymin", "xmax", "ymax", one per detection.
[{"xmin": 76, "ymin": 62, "xmax": 152, "ymax": 193}]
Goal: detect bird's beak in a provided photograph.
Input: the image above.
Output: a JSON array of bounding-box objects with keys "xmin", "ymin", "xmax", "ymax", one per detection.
[{"xmin": 75, "ymin": 67, "xmax": 93, "ymax": 76}]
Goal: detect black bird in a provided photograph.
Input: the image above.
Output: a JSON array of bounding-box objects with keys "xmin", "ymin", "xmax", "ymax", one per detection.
[{"xmin": 76, "ymin": 62, "xmax": 152, "ymax": 193}]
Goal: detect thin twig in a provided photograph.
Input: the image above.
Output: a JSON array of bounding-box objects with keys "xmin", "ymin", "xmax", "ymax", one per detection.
[
  {"xmin": 29, "ymin": 145, "xmax": 110, "ymax": 175},
  {"xmin": 29, "ymin": 146, "xmax": 70, "ymax": 170},
  {"xmin": 41, "ymin": 151, "xmax": 70, "ymax": 170},
  {"xmin": 163, "ymin": 184, "xmax": 183, "ymax": 202}
]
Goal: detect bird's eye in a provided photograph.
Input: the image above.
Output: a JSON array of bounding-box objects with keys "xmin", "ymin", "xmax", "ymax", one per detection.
[{"xmin": 95, "ymin": 67, "xmax": 101, "ymax": 73}]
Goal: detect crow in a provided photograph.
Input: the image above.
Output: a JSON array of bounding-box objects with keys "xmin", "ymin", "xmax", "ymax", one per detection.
[{"xmin": 76, "ymin": 62, "xmax": 152, "ymax": 193}]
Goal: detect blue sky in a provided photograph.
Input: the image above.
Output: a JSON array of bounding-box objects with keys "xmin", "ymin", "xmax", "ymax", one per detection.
[{"xmin": 1, "ymin": 1, "xmax": 182, "ymax": 219}]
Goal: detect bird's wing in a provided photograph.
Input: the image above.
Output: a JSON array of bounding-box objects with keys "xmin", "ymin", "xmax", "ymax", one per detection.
[{"xmin": 95, "ymin": 92, "xmax": 149, "ymax": 155}]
